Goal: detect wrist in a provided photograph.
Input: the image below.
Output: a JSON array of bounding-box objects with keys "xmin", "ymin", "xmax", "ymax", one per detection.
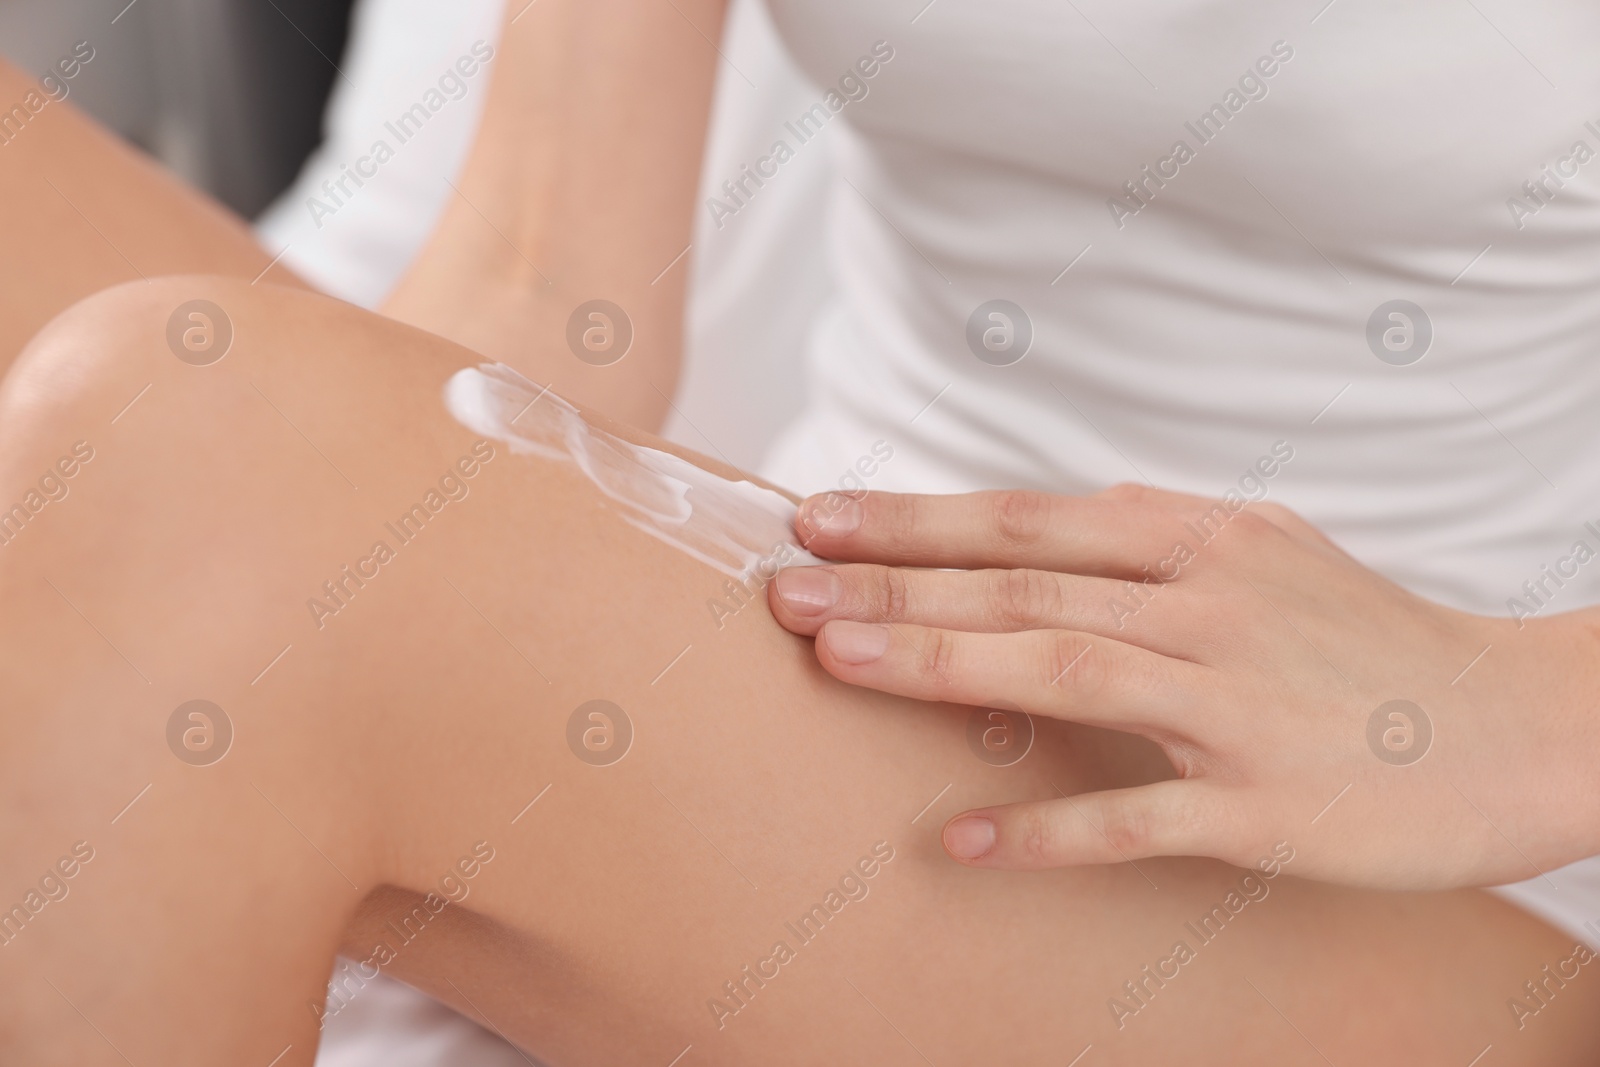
[{"xmin": 1522, "ymin": 610, "xmax": 1600, "ymax": 857}]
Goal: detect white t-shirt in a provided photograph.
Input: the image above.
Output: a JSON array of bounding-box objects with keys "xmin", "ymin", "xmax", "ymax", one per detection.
[
  {"xmin": 758, "ymin": 0, "xmax": 1600, "ymax": 620},
  {"xmin": 754, "ymin": 0, "xmax": 1600, "ymax": 941}
]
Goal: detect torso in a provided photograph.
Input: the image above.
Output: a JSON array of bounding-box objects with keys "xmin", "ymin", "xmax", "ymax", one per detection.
[{"xmin": 759, "ymin": 0, "xmax": 1600, "ymax": 616}]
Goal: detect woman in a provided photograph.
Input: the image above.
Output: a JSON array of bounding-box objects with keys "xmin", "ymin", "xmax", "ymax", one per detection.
[{"xmin": 1, "ymin": 9, "xmax": 1597, "ymax": 1067}]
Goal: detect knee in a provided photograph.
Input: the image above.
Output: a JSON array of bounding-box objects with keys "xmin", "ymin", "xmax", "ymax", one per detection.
[
  {"xmin": 1, "ymin": 275, "xmax": 253, "ymax": 456},
  {"xmin": 0, "ymin": 274, "xmax": 348, "ymax": 602}
]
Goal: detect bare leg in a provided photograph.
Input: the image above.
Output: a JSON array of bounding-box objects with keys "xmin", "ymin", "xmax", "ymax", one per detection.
[
  {"xmin": 1, "ymin": 277, "xmax": 1595, "ymax": 1066},
  {"xmin": 0, "ymin": 58, "xmax": 297, "ymax": 377}
]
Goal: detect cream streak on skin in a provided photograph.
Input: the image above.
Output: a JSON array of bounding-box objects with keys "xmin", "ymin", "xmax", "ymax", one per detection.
[{"xmin": 445, "ymin": 363, "xmax": 823, "ymax": 580}]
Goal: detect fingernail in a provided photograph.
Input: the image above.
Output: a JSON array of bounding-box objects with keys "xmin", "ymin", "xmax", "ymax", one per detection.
[
  {"xmin": 774, "ymin": 567, "xmax": 841, "ymax": 616},
  {"xmin": 802, "ymin": 495, "xmax": 862, "ymax": 538},
  {"xmin": 944, "ymin": 816, "xmax": 996, "ymax": 860},
  {"xmin": 823, "ymin": 621, "xmax": 889, "ymax": 665}
]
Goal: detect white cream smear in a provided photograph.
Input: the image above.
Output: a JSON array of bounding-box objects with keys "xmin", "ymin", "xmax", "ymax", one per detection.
[{"xmin": 445, "ymin": 363, "xmax": 822, "ymax": 579}]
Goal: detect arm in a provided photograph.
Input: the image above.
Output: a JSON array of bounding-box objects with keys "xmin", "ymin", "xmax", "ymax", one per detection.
[{"xmin": 380, "ymin": 0, "xmax": 729, "ymax": 432}]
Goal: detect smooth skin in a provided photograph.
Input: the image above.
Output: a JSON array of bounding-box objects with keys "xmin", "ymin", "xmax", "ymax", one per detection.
[
  {"xmin": 0, "ymin": 60, "xmax": 300, "ymax": 377},
  {"xmin": 382, "ymin": 0, "xmax": 729, "ymax": 432},
  {"xmin": 3, "ymin": 275, "xmax": 1600, "ymax": 1066},
  {"xmin": 770, "ymin": 489, "xmax": 1600, "ymax": 889},
  {"xmin": 401, "ymin": 0, "xmax": 1600, "ymax": 895},
  {"xmin": 1, "ymin": 15, "xmax": 1598, "ymax": 1066}
]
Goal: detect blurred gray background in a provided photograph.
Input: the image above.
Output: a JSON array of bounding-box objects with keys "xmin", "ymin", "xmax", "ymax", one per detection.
[{"xmin": 0, "ymin": 0, "xmax": 354, "ymax": 216}]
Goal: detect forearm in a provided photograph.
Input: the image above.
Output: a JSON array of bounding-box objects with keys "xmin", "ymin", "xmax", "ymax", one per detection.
[{"xmin": 381, "ymin": 0, "xmax": 728, "ymax": 432}]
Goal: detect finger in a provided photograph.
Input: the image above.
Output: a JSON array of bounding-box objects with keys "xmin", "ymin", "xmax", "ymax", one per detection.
[
  {"xmin": 769, "ymin": 564, "xmax": 1181, "ymax": 650},
  {"xmin": 941, "ymin": 781, "xmax": 1235, "ymax": 870},
  {"xmin": 795, "ymin": 489, "xmax": 1189, "ymax": 578},
  {"xmin": 814, "ymin": 619, "xmax": 1202, "ymax": 732}
]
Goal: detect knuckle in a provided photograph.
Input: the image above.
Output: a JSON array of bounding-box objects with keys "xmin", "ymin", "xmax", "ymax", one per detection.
[
  {"xmin": 993, "ymin": 568, "xmax": 1063, "ymax": 629},
  {"xmin": 1040, "ymin": 630, "xmax": 1100, "ymax": 694},
  {"xmin": 878, "ymin": 566, "xmax": 910, "ymax": 620},
  {"xmin": 1227, "ymin": 509, "xmax": 1277, "ymax": 540},
  {"xmin": 1249, "ymin": 502, "xmax": 1329, "ymax": 548},
  {"xmin": 1100, "ymin": 799, "xmax": 1153, "ymax": 856},
  {"xmin": 989, "ymin": 489, "xmax": 1053, "ymax": 549},
  {"xmin": 1196, "ymin": 507, "xmax": 1275, "ymax": 565},
  {"xmin": 920, "ymin": 626, "xmax": 961, "ymax": 690},
  {"xmin": 1189, "ymin": 497, "xmax": 1238, "ymax": 533}
]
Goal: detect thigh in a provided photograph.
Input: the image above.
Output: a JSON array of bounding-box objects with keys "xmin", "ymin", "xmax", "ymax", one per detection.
[
  {"xmin": 1, "ymin": 278, "xmax": 1596, "ymax": 1067},
  {"xmin": 0, "ymin": 59, "xmax": 295, "ymax": 378}
]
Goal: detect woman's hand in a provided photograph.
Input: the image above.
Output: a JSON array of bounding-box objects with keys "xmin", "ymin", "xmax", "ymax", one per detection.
[{"xmin": 768, "ymin": 485, "xmax": 1600, "ymax": 891}]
